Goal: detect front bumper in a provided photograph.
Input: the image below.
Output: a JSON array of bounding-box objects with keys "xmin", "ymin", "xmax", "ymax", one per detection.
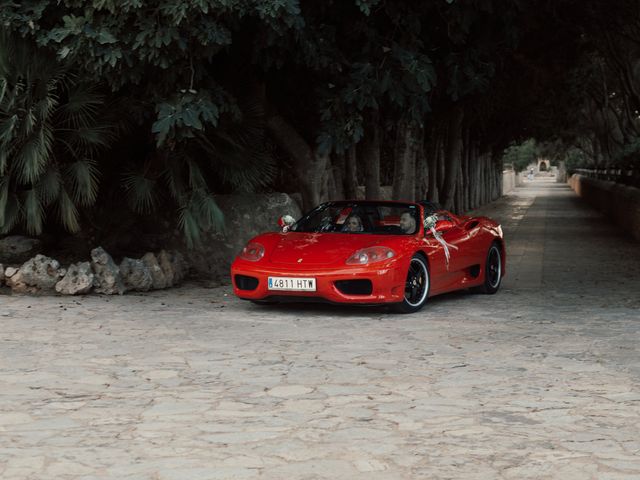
[{"xmin": 231, "ymin": 260, "xmax": 405, "ymax": 304}]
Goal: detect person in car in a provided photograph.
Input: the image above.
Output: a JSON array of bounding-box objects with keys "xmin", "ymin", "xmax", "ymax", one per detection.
[
  {"xmin": 399, "ymin": 211, "xmax": 416, "ymax": 234},
  {"xmin": 343, "ymin": 214, "xmax": 364, "ymax": 232}
]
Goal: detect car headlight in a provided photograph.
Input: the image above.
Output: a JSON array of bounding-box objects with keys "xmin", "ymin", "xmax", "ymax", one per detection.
[
  {"xmin": 346, "ymin": 247, "xmax": 395, "ymax": 265},
  {"xmin": 239, "ymin": 242, "xmax": 265, "ymax": 262}
]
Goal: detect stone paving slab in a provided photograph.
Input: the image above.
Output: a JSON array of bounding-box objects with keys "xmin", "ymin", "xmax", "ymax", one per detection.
[{"xmin": 1, "ymin": 180, "xmax": 640, "ymax": 479}]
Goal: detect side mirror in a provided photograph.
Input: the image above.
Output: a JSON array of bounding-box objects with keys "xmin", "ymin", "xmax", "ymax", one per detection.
[
  {"xmin": 435, "ymin": 219, "xmax": 455, "ymax": 232},
  {"xmin": 278, "ymin": 214, "xmax": 296, "ymax": 232},
  {"xmin": 424, "ymin": 214, "xmax": 454, "ymax": 234}
]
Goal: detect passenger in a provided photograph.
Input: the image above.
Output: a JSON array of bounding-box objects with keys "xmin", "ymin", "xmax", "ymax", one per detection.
[
  {"xmin": 399, "ymin": 211, "xmax": 416, "ymax": 234},
  {"xmin": 343, "ymin": 214, "xmax": 364, "ymax": 232}
]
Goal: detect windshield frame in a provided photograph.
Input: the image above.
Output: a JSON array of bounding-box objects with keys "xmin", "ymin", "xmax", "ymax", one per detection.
[{"xmin": 291, "ymin": 201, "xmax": 424, "ymax": 236}]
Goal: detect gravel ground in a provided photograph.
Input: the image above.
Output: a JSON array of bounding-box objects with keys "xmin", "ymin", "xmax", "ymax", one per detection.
[{"xmin": 1, "ymin": 178, "xmax": 639, "ymax": 479}]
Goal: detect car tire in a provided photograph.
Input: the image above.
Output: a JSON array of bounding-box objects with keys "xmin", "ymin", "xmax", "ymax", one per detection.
[
  {"xmin": 393, "ymin": 254, "xmax": 430, "ymax": 314},
  {"xmin": 474, "ymin": 242, "xmax": 502, "ymax": 294}
]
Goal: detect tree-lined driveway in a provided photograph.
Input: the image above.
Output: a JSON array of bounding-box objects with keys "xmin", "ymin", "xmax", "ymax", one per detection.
[{"xmin": 1, "ymin": 180, "xmax": 640, "ymax": 479}]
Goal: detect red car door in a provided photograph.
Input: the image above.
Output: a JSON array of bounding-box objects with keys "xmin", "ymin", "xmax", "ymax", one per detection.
[{"xmin": 424, "ymin": 214, "xmax": 470, "ymax": 293}]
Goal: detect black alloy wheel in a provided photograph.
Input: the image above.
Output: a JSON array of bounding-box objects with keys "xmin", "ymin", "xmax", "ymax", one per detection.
[
  {"xmin": 475, "ymin": 242, "xmax": 502, "ymax": 294},
  {"xmin": 394, "ymin": 254, "xmax": 430, "ymax": 313}
]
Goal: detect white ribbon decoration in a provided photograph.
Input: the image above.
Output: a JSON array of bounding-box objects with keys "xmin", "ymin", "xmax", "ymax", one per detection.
[
  {"xmin": 425, "ymin": 215, "xmax": 459, "ymax": 270},
  {"xmin": 430, "ymin": 227, "xmax": 458, "ymax": 270}
]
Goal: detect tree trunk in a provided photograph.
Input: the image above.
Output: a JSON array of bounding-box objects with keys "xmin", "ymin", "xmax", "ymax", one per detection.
[
  {"xmin": 440, "ymin": 106, "xmax": 464, "ymax": 211},
  {"xmin": 415, "ymin": 131, "xmax": 429, "ymax": 201},
  {"xmin": 266, "ymin": 113, "xmax": 328, "ymax": 210},
  {"xmin": 410, "ymin": 127, "xmax": 423, "ymax": 200},
  {"xmin": 363, "ymin": 114, "xmax": 382, "ymax": 200},
  {"xmin": 489, "ymin": 155, "xmax": 495, "ymax": 201},
  {"xmin": 437, "ymin": 127, "xmax": 447, "ymax": 196},
  {"xmin": 426, "ymin": 125, "xmax": 440, "ymax": 202},
  {"xmin": 454, "ymin": 162, "xmax": 463, "ymax": 213},
  {"xmin": 496, "ymin": 155, "xmax": 501, "ymax": 199},
  {"xmin": 471, "ymin": 142, "xmax": 480, "ymax": 209},
  {"xmin": 327, "ymin": 165, "xmax": 338, "ymax": 200},
  {"xmin": 485, "ymin": 154, "xmax": 490, "ymax": 203},
  {"xmin": 480, "ymin": 153, "xmax": 488, "ymax": 205},
  {"xmin": 462, "ymin": 128, "xmax": 470, "ymax": 212},
  {"xmin": 330, "ymin": 152, "xmax": 345, "ymax": 200},
  {"xmin": 392, "ymin": 120, "xmax": 420, "ymax": 201},
  {"xmin": 476, "ymin": 148, "xmax": 484, "ymax": 208},
  {"xmin": 319, "ymin": 163, "xmax": 331, "ymax": 202},
  {"xmin": 470, "ymin": 146, "xmax": 477, "ymax": 209},
  {"xmin": 343, "ymin": 145, "xmax": 359, "ymax": 199}
]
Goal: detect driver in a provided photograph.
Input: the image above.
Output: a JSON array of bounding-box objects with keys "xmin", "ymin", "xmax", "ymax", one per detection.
[
  {"xmin": 399, "ymin": 211, "xmax": 416, "ymax": 234},
  {"xmin": 343, "ymin": 214, "xmax": 364, "ymax": 232}
]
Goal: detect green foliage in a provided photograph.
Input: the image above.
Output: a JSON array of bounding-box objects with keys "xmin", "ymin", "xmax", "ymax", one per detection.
[
  {"xmin": 563, "ymin": 147, "xmax": 591, "ymax": 174},
  {"xmin": 122, "ymin": 152, "xmax": 225, "ymax": 248},
  {"xmin": 3, "ymin": 0, "xmax": 640, "ymax": 246},
  {"xmin": 502, "ymin": 139, "xmax": 538, "ymax": 173},
  {"xmin": 153, "ymin": 92, "xmax": 220, "ymax": 147},
  {"xmin": 178, "ymin": 188, "xmax": 225, "ymax": 249},
  {"xmin": 1, "ymin": 0, "xmax": 290, "ymax": 244},
  {"xmin": 355, "ymin": 0, "xmax": 382, "ymax": 16},
  {"xmin": 1, "ymin": 0, "xmax": 524, "ymax": 156},
  {"xmin": 614, "ymin": 136, "xmax": 640, "ymax": 166},
  {"xmin": 0, "ymin": 0, "xmax": 302, "ymax": 144},
  {"xmin": 123, "ymin": 94, "xmax": 276, "ymax": 246},
  {"xmin": 0, "ymin": 31, "xmax": 112, "ymax": 235}
]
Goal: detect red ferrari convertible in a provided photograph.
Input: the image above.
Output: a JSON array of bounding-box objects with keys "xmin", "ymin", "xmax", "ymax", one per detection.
[{"xmin": 231, "ymin": 201, "xmax": 505, "ymax": 313}]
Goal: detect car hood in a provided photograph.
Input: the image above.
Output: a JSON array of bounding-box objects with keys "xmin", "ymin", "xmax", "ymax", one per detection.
[{"xmin": 268, "ymin": 232, "xmax": 400, "ymax": 266}]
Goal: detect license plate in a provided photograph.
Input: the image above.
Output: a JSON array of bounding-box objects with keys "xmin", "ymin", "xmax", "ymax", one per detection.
[{"xmin": 268, "ymin": 276, "xmax": 316, "ymax": 291}]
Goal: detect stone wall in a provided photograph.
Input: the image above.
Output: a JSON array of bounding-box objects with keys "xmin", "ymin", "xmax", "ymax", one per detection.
[
  {"xmin": 502, "ymin": 170, "xmax": 524, "ymax": 194},
  {"xmin": 186, "ymin": 193, "xmax": 302, "ymax": 282},
  {"xmin": 568, "ymin": 174, "xmax": 640, "ymax": 242},
  {"xmin": 557, "ymin": 161, "xmax": 567, "ymax": 183},
  {"xmin": 1, "ymin": 193, "xmax": 301, "ymax": 291}
]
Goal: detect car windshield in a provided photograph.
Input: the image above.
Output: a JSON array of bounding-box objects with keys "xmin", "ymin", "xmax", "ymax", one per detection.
[{"xmin": 292, "ymin": 202, "xmax": 420, "ymax": 235}]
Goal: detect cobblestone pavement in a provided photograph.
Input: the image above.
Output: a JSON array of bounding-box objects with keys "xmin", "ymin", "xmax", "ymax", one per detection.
[{"xmin": 1, "ymin": 179, "xmax": 640, "ymax": 479}]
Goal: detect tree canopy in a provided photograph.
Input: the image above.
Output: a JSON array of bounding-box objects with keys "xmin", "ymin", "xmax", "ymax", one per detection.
[{"xmin": 1, "ymin": 0, "xmax": 639, "ymax": 246}]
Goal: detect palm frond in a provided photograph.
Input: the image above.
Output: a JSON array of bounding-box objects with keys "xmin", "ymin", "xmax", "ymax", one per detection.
[
  {"xmin": 122, "ymin": 171, "xmax": 158, "ymax": 214},
  {"xmin": 0, "ymin": 113, "xmax": 17, "ymax": 144},
  {"xmin": 58, "ymin": 83, "xmax": 104, "ymax": 128},
  {"xmin": 194, "ymin": 189, "xmax": 224, "ymax": 232},
  {"xmin": 36, "ymin": 164, "xmax": 61, "ymax": 205},
  {"xmin": 195, "ymin": 129, "xmax": 276, "ymax": 191},
  {"xmin": 176, "ymin": 189, "xmax": 225, "ymax": 248},
  {"xmin": 57, "ymin": 187, "xmax": 80, "ymax": 233},
  {"xmin": 24, "ymin": 188, "xmax": 44, "ymax": 234},
  {"xmin": 56, "ymin": 85, "xmax": 114, "ymax": 155},
  {"xmin": 178, "ymin": 203, "xmax": 200, "ymax": 249},
  {"xmin": 0, "ymin": 31, "xmax": 114, "ymax": 235},
  {"xmin": 186, "ymin": 157, "xmax": 207, "ymax": 190},
  {"xmin": 21, "ymin": 106, "xmax": 36, "ymax": 138},
  {"xmin": 66, "ymin": 159, "xmax": 99, "ymax": 205},
  {"xmin": 162, "ymin": 156, "xmax": 187, "ymax": 201},
  {"xmin": 0, "ymin": 77, "xmax": 7, "ymax": 104},
  {"xmin": 220, "ymin": 151, "xmax": 277, "ymax": 192},
  {"xmin": 35, "ymin": 95, "xmax": 58, "ymax": 123},
  {"xmin": 0, "ymin": 175, "xmax": 10, "ymax": 227},
  {"xmin": 0, "ymin": 173, "xmax": 21, "ymax": 233},
  {"xmin": 69, "ymin": 125, "xmax": 113, "ymax": 150},
  {"xmin": 15, "ymin": 125, "xmax": 52, "ymax": 183}
]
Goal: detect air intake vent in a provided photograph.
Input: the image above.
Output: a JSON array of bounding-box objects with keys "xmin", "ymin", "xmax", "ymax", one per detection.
[
  {"xmin": 235, "ymin": 275, "xmax": 259, "ymax": 291},
  {"xmin": 334, "ymin": 279, "xmax": 373, "ymax": 295}
]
